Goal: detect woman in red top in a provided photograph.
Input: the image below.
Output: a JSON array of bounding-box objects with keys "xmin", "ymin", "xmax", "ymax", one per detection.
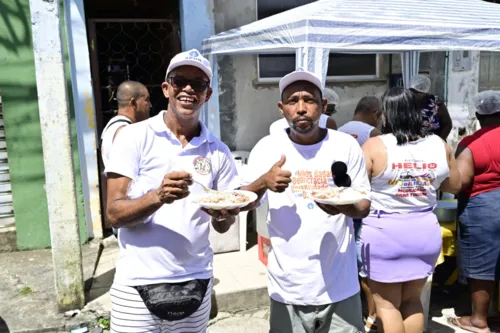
[{"xmin": 450, "ymin": 91, "xmax": 500, "ymax": 333}]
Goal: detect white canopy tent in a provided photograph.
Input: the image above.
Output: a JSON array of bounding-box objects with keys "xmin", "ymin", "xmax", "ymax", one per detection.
[{"xmin": 201, "ymin": 0, "xmax": 500, "ymax": 136}]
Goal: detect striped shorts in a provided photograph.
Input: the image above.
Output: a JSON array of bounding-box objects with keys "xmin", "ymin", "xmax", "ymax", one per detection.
[{"xmin": 110, "ymin": 279, "xmax": 212, "ymax": 333}]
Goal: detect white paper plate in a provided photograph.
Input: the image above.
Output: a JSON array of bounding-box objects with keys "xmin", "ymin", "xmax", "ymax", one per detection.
[
  {"xmin": 310, "ymin": 188, "xmax": 366, "ymax": 206},
  {"xmin": 193, "ymin": 190, "xmax": 258, "ymax": 211}
]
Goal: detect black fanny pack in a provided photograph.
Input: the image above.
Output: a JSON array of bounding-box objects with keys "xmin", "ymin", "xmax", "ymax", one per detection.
[{"xmin": 134, "ymin": 279, "xmax": 209, "ymax": 321}]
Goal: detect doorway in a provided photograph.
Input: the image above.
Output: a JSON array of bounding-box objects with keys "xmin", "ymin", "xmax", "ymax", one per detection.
[{"xmin": 84, "ymin": 0, "xmax": 181, "ymax": 230}]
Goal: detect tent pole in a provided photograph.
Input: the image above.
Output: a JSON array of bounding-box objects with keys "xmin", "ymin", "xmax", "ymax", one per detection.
[
  {"xmin": 401, "ymin": 51, "xmax": 421, "ymax": 88},
  {"xmin": 297, "ymin": 47, "xmax": 329, "ymax": 90},
  {"xmin": 206, "ymin": 53, "xmax": 221, "ymax": 139}
]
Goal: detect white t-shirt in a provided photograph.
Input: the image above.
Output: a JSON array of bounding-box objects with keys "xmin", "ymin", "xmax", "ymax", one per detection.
[
  {"xmin": 370, "ymin": 134, "xmax": 449, "ymax": 214},
  {"xmin": 247, "ymin": 130, "xmax": 371, "ymax": 305},
  {"xmin": 105, "ymin": 111, "xmax": 240, "ymax": 286},
  {"xmin": 338, "ymin": 120, "xmax": 375, "ymax": 147},
  {"xmin": 101, "ymin": 115, "xmax": 132, "ymax": 167},
  {"xmin": 269, "ymin": 114, "xmax": 329, "ymax": 135}
]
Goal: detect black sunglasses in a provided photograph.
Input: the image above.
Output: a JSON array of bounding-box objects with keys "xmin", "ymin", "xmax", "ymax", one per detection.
[{"xmin": 168, "ymin": 76, "xmax": 210, "ymax": 92}]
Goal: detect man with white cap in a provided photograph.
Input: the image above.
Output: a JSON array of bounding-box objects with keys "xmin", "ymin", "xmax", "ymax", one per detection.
[
  {"xmin": 269, "ymin": 87, "xmax": 339, "ymax": 135},
  {"xmin": 247, "ymin": 68, "xmax": 371, "ymax": 332},
  {"xmin": 104, "ymin": 49, "xmax": 257, "ymax": 332},
  {"xmin": 323, "ymin": 88, "xmax": 340, "ymax": 118}
]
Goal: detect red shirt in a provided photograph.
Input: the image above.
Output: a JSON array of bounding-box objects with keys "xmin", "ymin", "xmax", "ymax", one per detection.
[{"xmin": 458, "ymin": 125, "xmax": 500, "ymax": 197}]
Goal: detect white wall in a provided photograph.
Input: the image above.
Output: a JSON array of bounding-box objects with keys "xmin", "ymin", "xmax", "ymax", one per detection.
[
  {"xmin": 446, "ymin": 51, "xmax": 481, "ymax": 149},
  {"xmin": 230, "ymin": 55, "xmax": 388, "ymax": 151}
]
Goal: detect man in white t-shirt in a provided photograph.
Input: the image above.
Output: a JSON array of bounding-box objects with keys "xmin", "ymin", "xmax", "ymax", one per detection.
[
  {"xmin": 104, "ymin": 49, "xmax": 256, "ymax": 333},
  {"xmin": 100, "ymin": 81, "xmax": 151, "ymax": 167},
  {"xmin": 100, "ymin": 81, "xmax": 151, "ymax": 236},
  {"xmin": 338, "ymin": 96, "xmax": 382, "ymax": 147},
  {"xmin": 247, "ymin": 69, "xmax": 371, "ymax": 332},
  {"xmin": 269, "ymin": 88, "xmax": 339, "ymax": 135}
]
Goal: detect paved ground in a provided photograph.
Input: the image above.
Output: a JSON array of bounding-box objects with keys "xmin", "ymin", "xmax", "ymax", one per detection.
[
  {"xmin": 3, "ymin": 236, "xmax": 500, "ymax": 333},
  {"xmin": 45, "ymin": 310, "xmax": 500, "ymax": 333},
  {"xmin": 0, "ymin": 242, "xmax": 102, "ymax": 333},
  {"xmin": 208, "ymin": 310, "xmax": 269, "ymax": 333},
  {"xmin": 207, "ymin": 307, "xmax": 497, "ymax": 333}
]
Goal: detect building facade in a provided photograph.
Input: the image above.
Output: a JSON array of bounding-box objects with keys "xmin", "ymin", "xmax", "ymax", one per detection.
[
  {"xmin": 0, "ymin": 0, "xmax": 498, "ymax": 249},
  {"xmin": 0, "ymin": 0, "xmax": 87, "ymax": 250}
]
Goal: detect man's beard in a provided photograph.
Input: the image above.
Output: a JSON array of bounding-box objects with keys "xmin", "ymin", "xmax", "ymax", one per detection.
[{"xmin": 289, "ymin": 116, "xmax": 315, "ymax": 134}]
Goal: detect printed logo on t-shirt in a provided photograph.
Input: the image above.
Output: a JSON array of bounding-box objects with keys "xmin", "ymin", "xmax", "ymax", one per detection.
[
  {"xmin": 193, "ymin": 156, "xmax": 212, "ymax": 175},
  {"xmin": 388, "ymin": 160, "xmax": 437, "ymax": 197},
  {"xmin": 291, "ymin": 170, "xmax": 334, "ymax": 199},
  {"xmin": 350, "ymin": 134, "xmax": 359, "ymax": 139}
]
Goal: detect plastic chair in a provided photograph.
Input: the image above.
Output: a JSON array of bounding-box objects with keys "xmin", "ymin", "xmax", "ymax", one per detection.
[
  {"xmin": 231, "ymin": 150, "xmax": 250, "ymax": 165},
  {"xmin": 231, "ymin": 150, "xmax": 251, "ymax": 252}
]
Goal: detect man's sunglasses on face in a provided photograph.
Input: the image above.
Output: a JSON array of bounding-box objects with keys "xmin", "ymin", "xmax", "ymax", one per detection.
[{"xmin": 167, "ymin": 76, "xmax": 210, "ymax": 93}]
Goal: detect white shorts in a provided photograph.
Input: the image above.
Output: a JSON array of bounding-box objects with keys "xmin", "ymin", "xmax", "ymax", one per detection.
[{"xmin": 110, "ymin": 279, "xmax": 212, "ymax": 333}]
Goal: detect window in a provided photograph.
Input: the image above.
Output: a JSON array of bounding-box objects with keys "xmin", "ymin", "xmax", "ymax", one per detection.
[
  {"xmin": 256, "ymin": 0, "xmax": 380, "ymax": 81},
  {"xmin": 418, "ymin": 52, "xmax": 431, "ymax": 74}
]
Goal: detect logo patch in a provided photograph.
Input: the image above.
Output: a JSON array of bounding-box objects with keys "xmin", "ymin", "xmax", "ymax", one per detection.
[{"xmin": 193, "ymin": 156, "xmax": 212, "ymax": 175}]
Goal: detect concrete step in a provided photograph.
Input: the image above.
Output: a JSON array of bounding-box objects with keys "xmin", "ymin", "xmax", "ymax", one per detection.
[
  {"xmin": 83, "ymin": 243, "xmax": 270, "ymax": 319},
  {"xmin": 211, "ymin": 246, "xmax": 269, "ymax": 313}
]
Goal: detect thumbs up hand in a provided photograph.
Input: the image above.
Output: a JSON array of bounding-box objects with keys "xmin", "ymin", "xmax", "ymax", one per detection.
[
  {"xmin": 274, "ymin": 154, "xmax": 287, "ymax": 168},
  {"xmin": 263, "ymin": 155, "xmax": 292, "ymax": 193}
]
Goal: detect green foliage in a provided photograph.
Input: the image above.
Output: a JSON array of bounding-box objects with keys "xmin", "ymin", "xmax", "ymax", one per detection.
[
  {"xmin": 97, "ymin": 317, "xmax": 110, "ymax": 329},
  {"xmin": 19, "ymin": 286, "xmax": 32, "ymax": 296}
]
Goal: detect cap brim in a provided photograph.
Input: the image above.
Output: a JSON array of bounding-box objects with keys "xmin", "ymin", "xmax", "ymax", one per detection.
[
  {"xmin": 279, "ymin": 71, "xmax": 322, "ymax": 94},
  {"xmin": 166, "ymin": 59, "xmax": 213, "ymax": 81}
]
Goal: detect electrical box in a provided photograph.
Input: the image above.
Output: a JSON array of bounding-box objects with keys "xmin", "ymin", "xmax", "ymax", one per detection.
[{"xmin": 452, "ymin": 50, "xmax": 472, "ymax": 72}]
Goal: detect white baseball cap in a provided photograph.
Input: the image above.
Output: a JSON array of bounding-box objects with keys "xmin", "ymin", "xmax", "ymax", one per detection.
[
  {"xmin": 324, "ymin": 88, "xmax": 339, "ymax": 106},
  {"xmin": 165, "ymin": 49, "xmax": 213, "ymax": 82},
  {"xmin": 410, "ymin": 74, "xmax": 431, "ymax": 93},
  {"xmin": 279, "ymin": 68, "xmax": 323, "ymax": 94}
]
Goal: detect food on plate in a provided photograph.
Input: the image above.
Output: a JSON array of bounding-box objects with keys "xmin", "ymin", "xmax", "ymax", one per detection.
[
  {"xmin": 311, "ymin": 187, "xmax": 366, "ymax": 200},
  {"xmin": 199, "ymin": 191, "xmax": 250, "ymax": 204},
  {"xmin": 311, "ymin": 188, "xmax": 344, "ymax": 200}
]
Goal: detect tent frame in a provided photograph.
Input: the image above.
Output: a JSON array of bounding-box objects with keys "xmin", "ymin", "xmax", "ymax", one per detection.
[
  {"xmin": 201, "ymin": 0, "xmax": 500, "ymax": 137},
  {"xmin": 202, "ymin": 47, "xmax": 420, "ymax": 138}
]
